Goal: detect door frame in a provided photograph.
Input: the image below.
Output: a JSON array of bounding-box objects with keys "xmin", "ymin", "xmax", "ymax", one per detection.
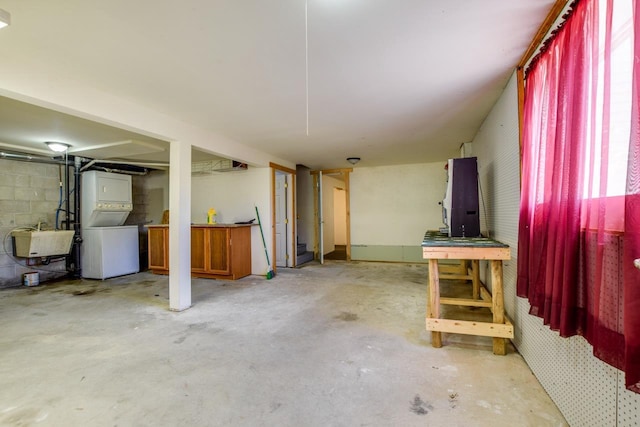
[
  {"xmin": 274, "ymin": 173, "xmax": 288, "ymax": 268},
  {"xmin": 310, "ymin": 168, "xmax": 353, "ymax": 262},
  {"xmin": 270, "ymin": 163, "xmax": 296, "ymax": 270}
]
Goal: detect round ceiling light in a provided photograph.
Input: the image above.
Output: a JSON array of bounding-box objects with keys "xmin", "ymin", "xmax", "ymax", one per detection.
[
  {"xmin": 346, "ymin": 157, "xmax": 361, "ymax": 165},
  {"xmin": 45, "ymin": 142, "xmax": 71, "ymax": 153}
]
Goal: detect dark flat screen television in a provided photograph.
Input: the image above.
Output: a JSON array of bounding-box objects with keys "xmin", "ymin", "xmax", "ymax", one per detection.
[{"xmin": 442, "ymin": 157, "xmax": 480, "ymax": 237}]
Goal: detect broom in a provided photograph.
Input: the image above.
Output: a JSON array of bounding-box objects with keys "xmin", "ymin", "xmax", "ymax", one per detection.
[{"xmin": 255, "ymin": 206, "xmax": 275, "ymax": 279}]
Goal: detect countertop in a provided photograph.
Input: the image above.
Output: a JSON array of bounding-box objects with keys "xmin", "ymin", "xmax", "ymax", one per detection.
[{"xmin": 146, "ymin": 223, "xmax": 256, "ymax": 228}]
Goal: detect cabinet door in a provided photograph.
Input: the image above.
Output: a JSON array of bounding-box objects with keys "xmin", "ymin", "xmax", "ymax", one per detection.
[
  {"xmin": 208, "ymin": 228, "xmax": 230, "ymax": 274},
  {"xmin": 148, "ymin": 227, "xmax": 168, "ymax": 270},
  {"xmin": 229, "ymin": 227, "xmax": 252, "ymax": 279},
  {"xmin": 191, "ymin": 227, "xmax": 206, "ymax": 272}
]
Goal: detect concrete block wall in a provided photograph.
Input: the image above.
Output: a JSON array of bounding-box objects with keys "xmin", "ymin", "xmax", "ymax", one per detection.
[
  {"xmin": 125, "ymin": 174, "xmax": 149, "ymax": 227},
  {"xmin": 0, "ymin": 159, "xmax": 70, "ymax": 288},
  {"xmin": 124, "ymin": 174, "xmax": 150, "ymax": 270}
]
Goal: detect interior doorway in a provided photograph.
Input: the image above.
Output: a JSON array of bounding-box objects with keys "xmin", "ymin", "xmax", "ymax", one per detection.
[
  {"xmin": 311, "ymin": 168, "xmax": 352, "ymax": 263},
  {"xmin": 275, "ymin": 173, "xmax": 288, "ymax": 267},
  {"xmin": 323, "ymin": 186, "xmax": 347, "ymax": 260},
  {"xmin": 271, "ymin": 163, "xmax": 296, "ymax": 269}
]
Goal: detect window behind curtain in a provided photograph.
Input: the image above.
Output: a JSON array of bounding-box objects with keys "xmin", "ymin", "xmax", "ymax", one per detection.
[{"xmin": 517, "ymin": 0, "xmax": 640, "ymax": 393}]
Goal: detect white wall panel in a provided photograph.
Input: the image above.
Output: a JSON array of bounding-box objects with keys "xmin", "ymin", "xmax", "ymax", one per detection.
[{"xmin": 618, "ymin": 376, "xmax": 640, "ymax": 426}]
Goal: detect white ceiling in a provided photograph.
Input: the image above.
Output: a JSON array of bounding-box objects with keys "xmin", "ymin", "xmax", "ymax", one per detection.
[{"xmin": 0, "ymin": 0, "xmax": 554, "ymax": 169}]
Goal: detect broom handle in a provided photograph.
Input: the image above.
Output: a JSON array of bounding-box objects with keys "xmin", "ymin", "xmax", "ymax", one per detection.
[{"xmin": 255, "ymin": 206, "xmax": 271, "ymax": 266}]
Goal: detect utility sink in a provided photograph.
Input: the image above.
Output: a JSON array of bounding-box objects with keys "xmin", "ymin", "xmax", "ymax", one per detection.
[{"xmin": 12, "ymin": 230, "xmax": 75, "ymax": 258}]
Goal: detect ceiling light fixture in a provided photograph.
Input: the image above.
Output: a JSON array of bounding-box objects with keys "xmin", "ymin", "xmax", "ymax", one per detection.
[
  {"xmin": 346, "ymin": 157, "xmax": 361, "ymax": 165},
  {"xmin": 46, "ymin": 142, "xmax": 71, "ymax": 153},
  {"xmin": 0, "ymin": 9, "xmax": 10, "ymax": 29}
]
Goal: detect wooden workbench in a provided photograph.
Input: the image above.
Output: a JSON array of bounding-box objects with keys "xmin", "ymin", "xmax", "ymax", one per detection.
[{"xmin": 422, "ymin": 231, "xmax": 513, "ymax": 355}]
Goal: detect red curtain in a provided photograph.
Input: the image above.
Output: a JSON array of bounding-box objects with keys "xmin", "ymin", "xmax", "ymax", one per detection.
[
  {"xmin": 623, "ymin": 0, "xmax": 640, "ymax": 394},
  {"xmin": 518, "ymin": 0, "xmax": 640, "ymax": 392}
]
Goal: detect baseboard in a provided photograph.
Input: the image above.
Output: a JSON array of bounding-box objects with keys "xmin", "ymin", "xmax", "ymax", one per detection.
[{"xmin": 350, "ymin": 245, "xmax": 427, "ymax": 263}]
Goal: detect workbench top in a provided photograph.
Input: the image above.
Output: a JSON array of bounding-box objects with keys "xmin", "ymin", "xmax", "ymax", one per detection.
[{"xmin": 421, "ymin": 230, "xmax": 509, "ymax": 248}]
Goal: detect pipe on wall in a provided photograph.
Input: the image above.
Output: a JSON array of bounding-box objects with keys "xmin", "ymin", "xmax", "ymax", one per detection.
[
  {"xmin": 0, "ymin": 150, "xmax": 65, "ymax": 165},
  {"xmin": 70, "ymin": 156, "xmax": 82, "ymax": 278},
  {"xmin": 0, "ymin": 150, "xmax": 82, "ymax": 277},
  {"xmin": 2, "ymin": 149, "xmax": 150, "ymax": 278}
]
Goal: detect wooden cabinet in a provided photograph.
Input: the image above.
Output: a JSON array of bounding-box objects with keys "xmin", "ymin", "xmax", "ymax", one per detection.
[{"xmin": 147, "ymin": 224, "xmax": 252, "ymax": 280}]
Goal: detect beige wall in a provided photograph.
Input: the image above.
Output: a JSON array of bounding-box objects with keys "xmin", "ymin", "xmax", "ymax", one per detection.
[{"xmin": 350, "ymin": 162, "xmax": 446, "ymax": 246}]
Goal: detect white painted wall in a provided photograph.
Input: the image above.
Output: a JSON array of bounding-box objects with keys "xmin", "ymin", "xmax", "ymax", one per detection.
[
  {"xmin": 472, "ymin": 71, "xmax": 640, "ymax": 426},
  {"xmin": 191, "ymin": 168, "xmax": 271, "ymax": 276},
  {"xmin": 350, "ymin": 163, "xmax": 446, "ymax": 246}
]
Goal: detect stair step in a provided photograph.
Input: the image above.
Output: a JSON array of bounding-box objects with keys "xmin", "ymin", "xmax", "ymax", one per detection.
[{"xmin": 297, "ymin": 251, "xmax": 314, "ymax": 265}]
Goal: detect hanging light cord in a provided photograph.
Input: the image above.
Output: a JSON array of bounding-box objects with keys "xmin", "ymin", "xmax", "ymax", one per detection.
[{"xmin": 305, "ymin": 0, "xmax": 309, "ymax": 136}]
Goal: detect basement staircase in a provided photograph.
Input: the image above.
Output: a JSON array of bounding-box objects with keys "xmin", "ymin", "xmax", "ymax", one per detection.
[{"xmin": 296, "ymin": 243, "xmax": 314, "ymax": 266}]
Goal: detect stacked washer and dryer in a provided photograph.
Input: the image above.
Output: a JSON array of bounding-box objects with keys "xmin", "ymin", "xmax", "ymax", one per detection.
[{"xmin": 80, "ymin": 171, "xmax": 140, "ymax": 279}]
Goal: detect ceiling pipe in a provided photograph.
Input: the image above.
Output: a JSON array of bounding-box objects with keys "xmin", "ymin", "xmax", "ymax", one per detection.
[
  {"xmin": 1, "ymin": 149, "xmax": 157, "ymax": 177},
  {"xmin": 0, "ymin": 150, "xmax": 66, "ymax": 165},
  {"xmin": 80, "ymin": 158, "xmax": 168, "ymax": 172},
  {"xmin": 92, "ymin": 165, "xmax": 147, "ymax": 176}
]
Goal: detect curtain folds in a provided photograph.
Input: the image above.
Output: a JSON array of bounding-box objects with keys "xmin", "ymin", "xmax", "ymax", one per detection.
[
  {"xmin": 623, "ymin": 0, "xmax": 640, "ymax": 393},
  {"xmin": 518, "ymin": 0, "xmax": 640, "ymax": 392}
]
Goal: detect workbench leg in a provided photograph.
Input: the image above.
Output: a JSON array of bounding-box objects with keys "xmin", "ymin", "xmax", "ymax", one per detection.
[
  {"xmin": 491, "ymin": 260, "xmax": 506, "ymax": 355},
  {"xmin": 427, "ymin": 259, "xmax": 442, "ymax": 348},
  {"xmin": 471, "ymin": 259, "xmax": 480, "ymax": 300}
]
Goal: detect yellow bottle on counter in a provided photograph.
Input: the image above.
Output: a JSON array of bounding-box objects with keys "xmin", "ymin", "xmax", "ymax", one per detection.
[{"xmin": 207, "ymin": 208, "xmax": 217, "ymax": 224}]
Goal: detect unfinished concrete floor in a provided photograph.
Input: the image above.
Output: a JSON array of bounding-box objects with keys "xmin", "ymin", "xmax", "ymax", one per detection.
[{"xmin": 0, "ymin": 261, "xmax": 567, "ymax": 427}]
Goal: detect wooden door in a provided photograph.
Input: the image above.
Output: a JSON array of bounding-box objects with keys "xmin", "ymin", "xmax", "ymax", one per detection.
[
  {"xmin": 208, "ymin": 228, "xmax": 230, "ymax": 274},
  {"xmin": 148, "ymin": 227, "xmax": 168, "ymax": 271}
]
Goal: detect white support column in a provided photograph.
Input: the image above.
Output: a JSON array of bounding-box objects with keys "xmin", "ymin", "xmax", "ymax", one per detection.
[{"xmin": 169, "ymin": 141, "xmax": 192, "ymax": 311}]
